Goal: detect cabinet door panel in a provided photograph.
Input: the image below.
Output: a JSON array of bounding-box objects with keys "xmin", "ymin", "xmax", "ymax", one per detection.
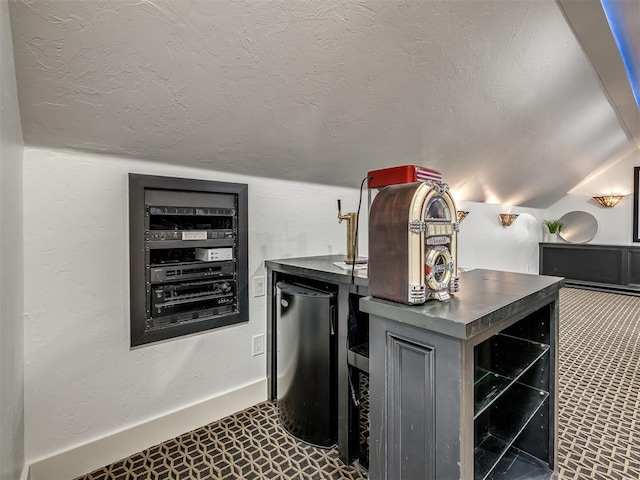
[
  {"xmin": 387, "ymin": 335, "xmax": 436, "ymax": 480},
  {"xmin": 629, "ymin": 250, "xmax": 640, "ymax": 286},
  {"xmin": 541, "ymin": 246, "xmax": 622, "ymax": 284},
  {"xmin": 370, "ymin": 316, "xmax": 464, "ymax": 480}
]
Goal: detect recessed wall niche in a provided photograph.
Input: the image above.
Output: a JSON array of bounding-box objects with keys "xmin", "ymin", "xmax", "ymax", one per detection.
[{"xmin": 129, "ymin": 174, "xmax": 248, "ymax": 347}]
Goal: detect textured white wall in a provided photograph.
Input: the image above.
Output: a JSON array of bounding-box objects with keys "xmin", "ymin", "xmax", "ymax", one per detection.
[
  {"xmin": 9, "ymin": 0, "xmax": 634, "ymax": 208},
  {"xmin": 456, "ymin": 201, "xmax": 544, "ymax": 274},
  {"xmin": 545, "ymin": 150, "xmax": 640, "ymax": 245},
  {"xmin": 0, "ymin": 0, "xmax": 25, "ymax": 478},
  {"xmin": 22, "ymin": 146, "xmax": 368, "ymax": 462}
]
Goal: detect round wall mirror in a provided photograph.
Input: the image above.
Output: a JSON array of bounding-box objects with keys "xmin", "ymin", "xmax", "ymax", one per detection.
[{"xmin": 559, "ymin": 211, "xmax": 598, "ymax": 243}]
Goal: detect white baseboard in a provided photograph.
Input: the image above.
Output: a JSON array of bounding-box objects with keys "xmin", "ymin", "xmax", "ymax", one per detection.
[
  {"xmin": 20, "ymin": 464, "xmax": 30, "ymax": 480},
  {"xmin": 28, "ymin": 380, "xmax": 267, "ymax": 480}
]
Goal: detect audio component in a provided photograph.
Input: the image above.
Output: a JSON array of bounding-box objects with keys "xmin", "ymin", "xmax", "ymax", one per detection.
[
  {"xmin": 149, "ymin": 304, "xmax": 235, "ymax": 329},
  {"xmin": 195, "ymin": 247, "xmax": 234, "ymax": 262},
  {"xmin": 148, "ymin": 206, "xmax": 236, "ymax": 216},
  {"xmin": 151, "ymin": 278, "xmax": 234, "ymax": 305},
  {"xmin": 151, "ymin": 279, "xmax": 235, "ymax": 318},
  {"xmin": 368, "ymin": 180, "xmax": 459, "ymax": 304},
  {"xmin": 150, "ymin": 261, "xmax": 235, "ymax": 283},
  {"xmin": 145, "ymin": 199, "xmax": 238, "ymax": 330},
  {"xmin": 147, "ymin": 230, "xmax": 234, "ymax": 241}
]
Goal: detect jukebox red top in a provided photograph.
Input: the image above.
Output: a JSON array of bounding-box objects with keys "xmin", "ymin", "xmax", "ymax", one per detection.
[{"xmin": 367, "ymin": 165, "xmax": 442, "ymax": 189}]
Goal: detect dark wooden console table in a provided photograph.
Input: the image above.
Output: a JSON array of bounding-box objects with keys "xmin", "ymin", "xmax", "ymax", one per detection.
[{"xmin": 539, "ymin": 243, "xmax": 640, "ymax": 295}]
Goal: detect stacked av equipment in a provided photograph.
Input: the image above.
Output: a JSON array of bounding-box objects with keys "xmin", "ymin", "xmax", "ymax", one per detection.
[
  {"xmin": 129, "ymin": 174, "xmax": 248, "ymax": 347},
  {"xmin": 368, "ymin": 180, "xmax": 459, "ymax": 304}
]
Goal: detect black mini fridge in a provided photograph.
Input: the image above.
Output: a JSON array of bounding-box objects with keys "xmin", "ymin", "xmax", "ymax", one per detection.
[{"xmin": 276, "ymin": 282, "xmax": 337, "ymax": 447}]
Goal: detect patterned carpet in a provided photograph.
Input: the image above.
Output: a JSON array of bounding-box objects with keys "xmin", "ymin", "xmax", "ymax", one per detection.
[
  {"xmin": 74, "ymin": 401, "xmax": 365, "ymax": 480},
  {"xmin": 76, "ymin": 287, "xmax": 640, "ymax": 480},
  {"xmin": 557, "ymin": 288, "xmax": 640, "ymax": 480}
]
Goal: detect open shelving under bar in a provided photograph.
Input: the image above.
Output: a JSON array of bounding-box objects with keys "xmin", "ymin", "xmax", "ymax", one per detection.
[
  {"xmin": 486, "ymin": 447, "xmax": 553, "ymax": 480},
  {"xmin": 474, "ymin": 334, "xmax": 549, "ymax": 418},
  {"xmin": 474, "ymin": 382, "xmax": 549, "ymax": 480},
  {"xmin": 347, "ymin": 342, "xmax": 370, "ymax": 373}
]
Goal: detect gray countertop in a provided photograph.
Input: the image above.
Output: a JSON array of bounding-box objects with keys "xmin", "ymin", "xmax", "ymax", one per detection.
[
  {"xmin": 265, "ymin": 254, "xmax": 368, "ymax": 288},
  {"xmin": 265, "ymin": 255, "xmax": 564, "ymax": 341},
  {"xmin": 360, "ymin": 269, "xmax": 564, "ymax": 340}
]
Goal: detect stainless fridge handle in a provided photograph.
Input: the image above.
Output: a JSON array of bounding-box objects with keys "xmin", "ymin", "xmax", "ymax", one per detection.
[{"xmin": 330, "ymin": 305, "xmax": 336, "ymax": 335}]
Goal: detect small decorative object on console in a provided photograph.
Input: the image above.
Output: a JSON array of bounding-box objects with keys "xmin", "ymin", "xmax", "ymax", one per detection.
[{"xmin": 368, "ymin": 180, "xmax": 459, "ymax": 304}]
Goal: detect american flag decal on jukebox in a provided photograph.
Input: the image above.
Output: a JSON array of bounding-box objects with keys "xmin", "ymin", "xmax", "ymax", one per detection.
[{"xmin": 368, "ymin": 180, "xmax": 459, "ymax": 304}]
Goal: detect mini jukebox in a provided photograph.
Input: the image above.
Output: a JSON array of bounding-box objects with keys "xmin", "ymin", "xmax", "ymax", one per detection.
[{"xmin": 368, "ymin": 180, "xmax": 459, "ymax": 304}]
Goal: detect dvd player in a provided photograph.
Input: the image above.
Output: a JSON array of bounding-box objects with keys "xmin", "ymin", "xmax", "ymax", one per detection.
[{"xmin": 149, "ymin": 261, "xmax": 235, "ymax": 283}]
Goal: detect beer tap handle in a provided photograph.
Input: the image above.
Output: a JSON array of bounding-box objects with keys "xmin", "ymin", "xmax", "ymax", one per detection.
[{"xmin": 337, "ymin": 199, "xmax": 343, "ymax": 222}]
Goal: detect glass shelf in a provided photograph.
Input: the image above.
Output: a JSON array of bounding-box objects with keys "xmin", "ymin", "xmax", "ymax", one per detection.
[
  {"xmin": 348, "ymin": 342, "xmax": 370, "ymax": 373},
  {"xmin": 474, "ymin": 370, "xmax": 511, "ymax": 417},
  {"xmin": 486, "ymin": 447, "xmax": 553, "ymax": 480},
  {"xmin": 350, "ymin": 342, "xmax": 369, "ymax": 358},
  {"xmin": 474, "ymin": 382, "xmax": 549, "ymax": 480},
  {"xmin": 474, "ymin": 334, "xmax": 549, "ymax": 418}
]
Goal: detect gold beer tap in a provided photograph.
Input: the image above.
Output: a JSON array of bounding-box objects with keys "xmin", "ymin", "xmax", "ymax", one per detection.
[{"xmin": 337, "ymin": 199, "xmax": 359, "ymax": 264}]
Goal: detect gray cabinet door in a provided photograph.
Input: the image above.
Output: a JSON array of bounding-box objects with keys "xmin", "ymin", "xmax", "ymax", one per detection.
[
  {"xmin": 369, "ymin": 317, "xmax": 464, "ymax": 480},
  {"xmin": 386, "ymin": 335, "xmax": 436, "ymax": 479}
]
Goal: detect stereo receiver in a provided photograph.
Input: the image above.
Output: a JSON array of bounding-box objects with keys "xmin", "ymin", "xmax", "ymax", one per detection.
[{"xmin": 151, "ymin": 278, "xmax": 235, "ymax": 318}]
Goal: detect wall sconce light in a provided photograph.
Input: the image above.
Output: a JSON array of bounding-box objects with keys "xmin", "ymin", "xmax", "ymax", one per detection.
[
  {"xmin": 457, "ymin": 210, "xmax": 469, "ymax": 222},
  {"xmin": 592, "ymin": 195, "xmax": 624, "ymax": 208},
  {"xmin": 499, "ymin": 213, "xmax": 519, "ymax": 227}
]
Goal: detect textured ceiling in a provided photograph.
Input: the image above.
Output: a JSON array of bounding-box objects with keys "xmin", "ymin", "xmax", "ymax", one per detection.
[{"xmin": 9, "ymin": 0, "xmax": 639, "ymax": 208}]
